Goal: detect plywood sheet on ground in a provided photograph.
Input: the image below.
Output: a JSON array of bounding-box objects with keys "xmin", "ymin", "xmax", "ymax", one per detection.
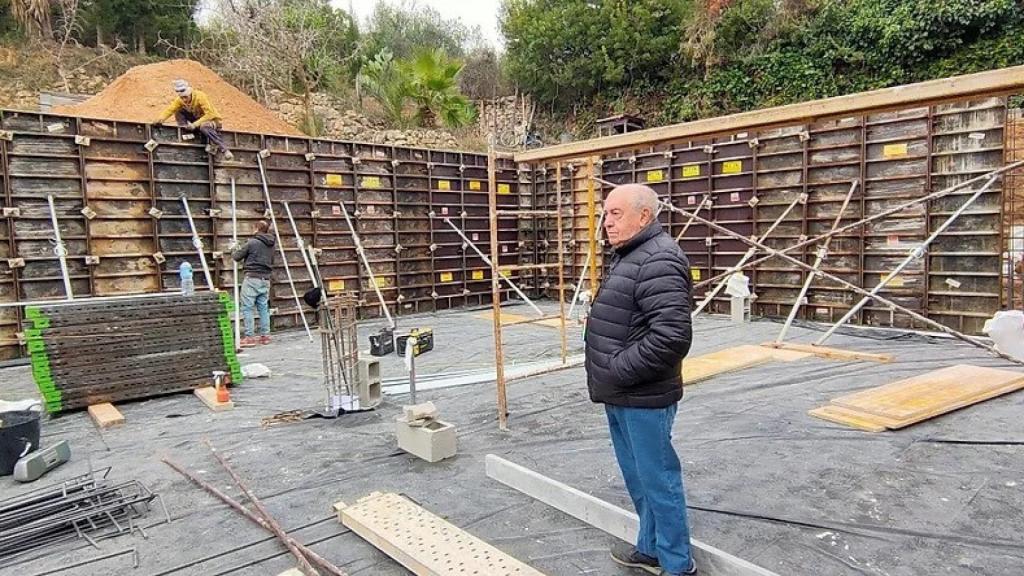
[
  {"xmin": 811, "ymin": 364, "xmax": 1024, "ymax": 431},
  {"xmin": 337, "ymin": 491, "xmax": 546, "ymax": 576},
  {"xmin": 683, "ymin": 345, "xmax": 778, "ymax": 384},
  {"xmin": 762, "ymin": 342, "xmax": 893, "ymax": 363},
  {"xmin": 474, "ymin": 311, "xmax": 565, "ymax": 329}
]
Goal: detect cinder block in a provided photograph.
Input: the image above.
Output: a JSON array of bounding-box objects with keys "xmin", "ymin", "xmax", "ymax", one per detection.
[
  {"xmin": 395, "ymin": 417, "xmax": 457, "ymax": 463},
  {"xmin": 356, "ymin": 358, "xmax": 382, "ymax": 407},
  {"xmin": 357, "ymin": 358, "xmax": 381, "ymax": 384}
]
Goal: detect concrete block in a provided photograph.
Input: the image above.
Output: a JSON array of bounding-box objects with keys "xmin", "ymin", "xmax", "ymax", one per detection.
[
  {"xmin": 396, "ymin": 417, "xmax": 456, "ymax": 462},
  {"xmin": 357, "ymin": 358, "xmax": 382, "ymax": 408},
  {"xmin": 401, "ymin": 401, "xmax": 438, "ymax": 422},
  {"xmin": 357, "ymin": 358, "xmax": 381, "ymax": 384}
]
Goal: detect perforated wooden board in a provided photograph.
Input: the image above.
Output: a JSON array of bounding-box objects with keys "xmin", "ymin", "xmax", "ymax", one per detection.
[
  {"xmin": 338, "ymin": 492, "xmax": 546, "ymax": 576},
  {"xmin": 682, "ymin": 345, "xmax": 776, "ymax": 384},
  {"xmin": 831, "ymin": 364, "xmax": 1024, "ymax": 423}
]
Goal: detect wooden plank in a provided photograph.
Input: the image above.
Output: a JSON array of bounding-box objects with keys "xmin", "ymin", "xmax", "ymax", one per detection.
[
  {"xmin": 807, "ymin": 405, "xmax": 892, "ymax": 432},
  {"xmin": 761, "ymin": 342, "xmax": 893, "ymax": 363},
  {"xmin": 87, "ymin": 402, "xmax": 124, "ymax": 428},
  {"xmin": 682, "ymin": 345, "xmax": 775, "ymax": 384},
  {"xmin": 516, "ymin": 65, "xmax": 1024, "ymax": 162},
  {"xmin": 473, "ymin": 311, "xmax": 563, "ymax": 328},
  {"xmin": 194, "ymin": 386, "xmax": 234, "ymax": 412},
  {"xmin": 831, "ymin": 364, "xmax": 1024, "ymax": 423},
  {"xmin": 336, "ymin": 491, "xmax": 546, "ymax": 576},
  {"xmin": 485, "ymin": 454, "xmax": 780, "ymax": 576}
]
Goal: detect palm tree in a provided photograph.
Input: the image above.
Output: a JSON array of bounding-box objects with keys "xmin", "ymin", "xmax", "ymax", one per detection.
[
  {"xmin": 11, "ymin": 0, "xmax": 53, "ymax": 37},
  {"xmin": 357, "ymin": 49, "xmax": 411, "ymax": 128},
  {"xmin": 401, "ymin": 48, "xmax": 476, "ymax": 129}
]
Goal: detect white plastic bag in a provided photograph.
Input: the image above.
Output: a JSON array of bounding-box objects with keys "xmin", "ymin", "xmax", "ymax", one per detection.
[
  {"xmin": 241, "ymin": 363, "xmax": 272, "ymax": 379},
  {"xmin": 983, "ymin": 310, "xmax": 1024, "ymax": 361}
]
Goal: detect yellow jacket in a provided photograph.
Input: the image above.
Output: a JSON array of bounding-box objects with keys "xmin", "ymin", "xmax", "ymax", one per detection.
[{"xmin": 157, "ymin": 89, "xmax": 222, "ymax": 126}]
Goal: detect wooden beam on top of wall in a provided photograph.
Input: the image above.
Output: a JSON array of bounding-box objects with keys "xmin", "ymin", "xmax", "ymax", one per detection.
[{"xmin": 515, "ymin": 65, "xmax": 1024, "ymax": 163}]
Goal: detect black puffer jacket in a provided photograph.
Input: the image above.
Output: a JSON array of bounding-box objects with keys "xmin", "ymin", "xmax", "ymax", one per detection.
[{"xmin": 585, "ymin": 220, "xmax": 693, "ymax": 408}]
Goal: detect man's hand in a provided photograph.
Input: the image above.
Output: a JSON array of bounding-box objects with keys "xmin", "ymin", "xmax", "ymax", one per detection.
[
  {"xmin": 226, "ymin": 240, "xmax": 239, "ymax": 252},
  {"xmin": 186, "ymin": 122, "xmax": 197, "ymax": 130}
]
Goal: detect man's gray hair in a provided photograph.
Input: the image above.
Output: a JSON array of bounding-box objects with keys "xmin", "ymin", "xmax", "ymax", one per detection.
[{"xmin": 613, "ymin": 183, "xmax": 661, "ymax": 216}]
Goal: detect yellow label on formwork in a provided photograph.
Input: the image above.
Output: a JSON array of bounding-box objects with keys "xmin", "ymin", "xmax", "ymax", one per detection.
[
  {"xmin": 361, "ymin": 176, "xmax": 381, "ymax": 188},
  {"xmin": 497, "ymin": 183, "xmax": 511, "ymax": 194},
  {"xmin": 682, "ymin": 164, "xmax": 701, "ymax": 178},
  {"xmin": 328, "ymin": 279, "xmax": 346, "ymax": 291},
  {"xmin": 324, "ymin": 173, "xmax": 343, "ymax": 187},
  {"xmin": 883, "ymin": 143, "xmax": 909, "ymax": 158},
  {"xmin": 440, "ymin": 272, "xmax": 454, "ymax": 283},
  {"xmin": 469, "ymin": 180, "xmax": 482, "ymax": 191},
  {"xmin": 886, "ymin": 274, "xmax": 905, "ymax": 288},
  {"xmin": 646, "ymin": 170, "xmax": 664, "ymax": 183},
  {"xmin": 692, "ymin": 269, "xmax": 702, "ymax": 281},
  {"xmin": 437, "ymin": 180, "xmax": 451, "ymax": 191},
  {"xmin": 722, "ymin": 160, "xmax": 743, "ymax": 175},
  {"xmin": 471, "ymin": 270, "xmax": 484, "ymax": 280},
  {"xmin": 374, "ymin": 277, "xmax": 390, "ymax": 288}
]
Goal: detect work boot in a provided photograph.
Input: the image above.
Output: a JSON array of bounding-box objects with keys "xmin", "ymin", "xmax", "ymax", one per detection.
[
  {"xmin": 222, "ymin": 150, "xmax": 235, "ymax": 161},
  {"xmin": 240, "ymin": 336, "xmax": 259, "ymax": 348},
  {"xmin": 610, "ymin": 542, "xmax": 660, "ymax": 574},
  {"xmin": 259, "ymin": 335, "xmax": 271, "ymax": 345}
]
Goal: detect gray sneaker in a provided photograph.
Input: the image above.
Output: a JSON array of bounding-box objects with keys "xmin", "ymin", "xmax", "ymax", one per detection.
[
  {"xmin": 660, "ymin": 559, "xmax": 698, "ymax": 575},
  {"xmin": 611, "ymin": 542, "xmax": 660, "ymax": 574}
]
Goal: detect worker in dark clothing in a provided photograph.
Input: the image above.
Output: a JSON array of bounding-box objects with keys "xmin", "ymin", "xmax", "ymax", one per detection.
[
  {"xmin": 153, "ymin": 79, "xmax": 234, "ymax": 160},
  {"xmin": 231, "ymin": 220, "xmax": 275, "ymax": 347},
  {"xmin": 585, "ymin": 184, "xmax": 696, "ymax": 576}
]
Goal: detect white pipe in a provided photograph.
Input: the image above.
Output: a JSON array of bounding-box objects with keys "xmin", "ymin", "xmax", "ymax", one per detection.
[
  {"xmin": 257, "ymin": 155, "xmax": 313, "ymax": 342},
  {"xmin": 337, "ymin": 200, "xmax": 394, "ymax": 328},
  {"xmin": 231, "ymin": 178, "xmax": 241, "ymax": 349},
  {"xmin": 46, "ymin": 195, "xmax": 73, "ymax": 300},
  {"xmin": 442, "ymin": 217, "xmax": 544, "ymax": 317},
  {"xmin": 283, "ymin": 202, "xmax": 317, "ymax": 287},
  {"xmin": 816, "ymin": 175, "xmax": 999, "ymax": 345},
  {"xmin": 776, "ymin": 180, "xmax": 859, "ymax": 343},
  {"xmin": 692, "ymin": 192, "xmax": 804, "ymax": 316},
  {"xmin": 180, "ymin": 196, "xmax": 215, "ymax": 291}
]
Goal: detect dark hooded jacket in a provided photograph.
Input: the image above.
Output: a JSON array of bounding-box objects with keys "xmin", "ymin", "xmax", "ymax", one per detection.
[
  {"xmin": 584, "ymin": 220, "xmax": 693, "ymax": 408},
  {"xmin": 232, "ymin": 233, "xmax": 276, "ymax": 279}
]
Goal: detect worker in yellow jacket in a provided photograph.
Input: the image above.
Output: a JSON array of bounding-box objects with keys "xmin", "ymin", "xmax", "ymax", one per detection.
[{"xmin": 153, "ymin": 79, "xmax": 234, "ymax": 160}]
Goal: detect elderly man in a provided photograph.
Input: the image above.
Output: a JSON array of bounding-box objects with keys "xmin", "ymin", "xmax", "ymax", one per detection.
[
  {"xmin": 153, "ymin": 79, "xmax": 234, "ymax": 160},
  {"xmin": 585, "ymin": 184, "xmax": 696, "ymax": 575}
]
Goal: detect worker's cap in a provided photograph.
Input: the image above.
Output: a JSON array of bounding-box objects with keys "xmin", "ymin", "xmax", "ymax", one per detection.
[{"xmin": 173, "ymin": 79, "xmax": 192, "ymax": 96}]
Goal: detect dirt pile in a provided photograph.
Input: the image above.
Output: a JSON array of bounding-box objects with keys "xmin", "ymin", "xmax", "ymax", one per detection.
[{"xmin": 55, "ymin": 59, "xmax": 302, "ymax": 136}]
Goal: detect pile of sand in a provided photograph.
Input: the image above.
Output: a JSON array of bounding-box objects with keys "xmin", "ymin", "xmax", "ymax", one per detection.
[{"xmin": 55, "ymin": 59, "xmax": 302, "ymax": 137}]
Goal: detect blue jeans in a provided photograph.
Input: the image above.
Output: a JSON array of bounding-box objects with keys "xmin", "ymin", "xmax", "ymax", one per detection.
[
  {"xmin": 606, "ymin": 403, "xmax": 693, "ymax": 573},
  {"xmin": 241, "ymin": 276, "xmax": 270, "ymax": 337}
]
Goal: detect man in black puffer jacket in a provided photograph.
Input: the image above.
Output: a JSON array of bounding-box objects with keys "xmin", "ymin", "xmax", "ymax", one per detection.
[
  {"xmin": 585, "ymin": 184, "xmax": 695, "ymax": 576},
  {"xmin": 231, "ymin": 220, "xmax": 276, "ymax": 347}
]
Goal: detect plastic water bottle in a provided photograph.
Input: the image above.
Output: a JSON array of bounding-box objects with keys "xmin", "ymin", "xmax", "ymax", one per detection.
[{"xmin": 179, "ymin": 261, "xmax": 195, "ymax": 296}]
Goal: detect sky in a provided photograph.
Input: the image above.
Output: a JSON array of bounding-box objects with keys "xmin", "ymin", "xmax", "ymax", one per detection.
[{"xmin": 340, "ymin": 0, "xmax": 504, "ymax": 48}]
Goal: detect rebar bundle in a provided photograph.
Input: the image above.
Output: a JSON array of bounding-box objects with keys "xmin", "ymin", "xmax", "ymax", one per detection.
[
  {"xmin": 319, "ymin": 294, "xmax": 359, "ymax": 410},
  {"xmin": 0, "ymin": 468, "xmax": 169, "ymax": 562}
]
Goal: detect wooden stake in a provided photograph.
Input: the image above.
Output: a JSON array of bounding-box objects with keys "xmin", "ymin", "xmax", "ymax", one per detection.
[{"xmin": 487, "ymin": 147, "xmax": 508, "ymax": 431}]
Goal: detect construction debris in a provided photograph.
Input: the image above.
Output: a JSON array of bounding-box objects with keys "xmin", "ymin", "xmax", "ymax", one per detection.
[{"xmin": 396, "ymin": 403, "xmax": 456, "ymax": 462}]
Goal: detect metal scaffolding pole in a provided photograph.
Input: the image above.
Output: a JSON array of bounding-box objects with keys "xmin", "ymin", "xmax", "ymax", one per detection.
[
  {"xmin": 654, "ymin": 198, "xmax": 1024, "ymax": 366},
  {"xmin": 336, "ymin": 200, "xmax": 394, "ymax": 329},
  {"xmin": 180, "ymin": 196, "xmax": 215, "ymax": 291},
  {"xmin": 775, "ymin": 180, "xmax": 859, "ymax": 344},
  {"xmin": 690, "ymin": 160, "xmax": 1024, "ymax": 290},
  {"xmin": 46, "ymin": 195, "xmax": 73, "ymax": 300},
  {"xmin": 691, "ymin": 192, "xmax": 805, "ymax": 316},
  {"xmin": 815, "ymin": 175, "xmax": 999, "ymax": 345},
  {"xmin": 256, "ymin": 154, "xmax": 313, "ymax": 342}
]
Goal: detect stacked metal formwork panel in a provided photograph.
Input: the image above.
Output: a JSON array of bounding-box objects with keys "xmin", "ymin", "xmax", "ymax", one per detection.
[
  {"xmin": 530, "ymin": 96, "xmax": 1018, "ymax": 335},
  {"xmin": 0, "ymin": 110, "xmax": 522, "ymax": 360}
]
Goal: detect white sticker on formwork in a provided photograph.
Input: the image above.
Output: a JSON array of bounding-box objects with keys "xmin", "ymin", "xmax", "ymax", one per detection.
[
  {"xmin": 945, "ymin": 278, "xmax": 962, "ymax": 289},
  {"xmin": 46, "ymin": 123, "xmax": 64, "ymax": 133},
  {"xmin": 969, "ymin": 132, "xmax": 986, "ymax": 141}
]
